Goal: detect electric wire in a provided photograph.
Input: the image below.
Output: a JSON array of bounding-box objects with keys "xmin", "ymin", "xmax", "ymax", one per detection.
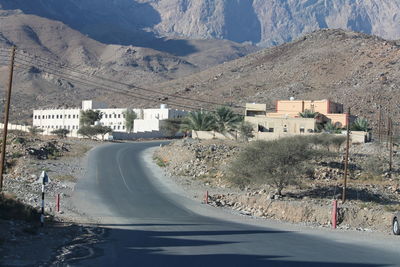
[
  {"xmin": 1, "ymin": 48, "xmax": 241, "ymax": 108},
  {"xmin": 11, "ymin": 58, "xmax": 213, "ymax": 112}
]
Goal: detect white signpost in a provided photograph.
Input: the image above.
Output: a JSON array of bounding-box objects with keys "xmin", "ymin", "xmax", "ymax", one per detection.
[{"xmin": 38, "ymin": 171, "xmax": 50, "ymax": 227}]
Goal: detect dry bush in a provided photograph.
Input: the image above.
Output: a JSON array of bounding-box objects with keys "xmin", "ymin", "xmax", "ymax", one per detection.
[{"xmin": 228, "ymin": 136, "xmax": 316, "ymax": 195}]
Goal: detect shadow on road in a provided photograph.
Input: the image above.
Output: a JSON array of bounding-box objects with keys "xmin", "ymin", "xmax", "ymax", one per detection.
[{"xmin": 53, "ymin": 223, "xmax": 389, "ymax": 267}]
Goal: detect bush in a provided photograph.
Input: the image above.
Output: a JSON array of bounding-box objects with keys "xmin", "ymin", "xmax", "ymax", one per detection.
[
  {"xmin": 228, "ymin": 136, "xmax": 316, "ymax": 194},
  {"xmin": 309, "ymin": 134, "xmax": 346, "ymax": 152},
  {"xmin": 51, "ymin": 128, "xmax": 70, "ymax": 138},
  {"xmin": 160, "ymin": 118, "xmax": 183, "ymax": 137},
  {"xmin": 238, "ymin": 121, "xmax": 254, "ymax": 142}
]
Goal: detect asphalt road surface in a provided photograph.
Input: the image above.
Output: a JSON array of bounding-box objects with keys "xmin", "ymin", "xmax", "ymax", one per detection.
[{"xmin": 70, "ymin": 142, "xmax": 399, "ymax": 267}]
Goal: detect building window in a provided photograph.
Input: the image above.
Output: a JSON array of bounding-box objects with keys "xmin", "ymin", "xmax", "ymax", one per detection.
[
  {"xmin": 104, "ymin": 114, "xmax": 107, "ymax": 119},
  {"xmin": 118, "ymin": 114, "xmax": 121, "ymax": 118},
  {"xmin": 122, "ymin": 126, "xmax": 125, "ymax": 130},
  {"xmin": 68, "ymin": 115, "xmax": 71, "ymax": 119},
  {"xmin": 114, "ymin": 114, "xmax": 117, "ymax": 118},
  {"xmin": 268, "ymin": 128, "xmax": 274, "ymax": 132},
  {"xmin": 52, "ymin": 115, "xmax": 55, "ymax": 119},
  {"xmin": 283, "ymin": 125, "xmax": 288, "ymax": 133},
  {"xmin": 300, "ymin": 127, "xmax": 305, "ymax": 133}
]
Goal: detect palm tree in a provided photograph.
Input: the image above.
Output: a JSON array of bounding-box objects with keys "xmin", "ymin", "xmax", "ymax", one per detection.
[
  {"xmin": 299, "ymin": 109, "xmax": 319, "ymax": 118},
  {"xmin": 324, "ymin": 122, "xmax": 342, "ymax": 134},
  {"xmin": 213, "ymin": 106, "xmax": 242, "ymax": 133},
  {"xmin": 351, "ymin": 117, "xmax": 369, "ymax": 132},
  {"xmin": 180, "ymin": 111, "xmax": 216, "ymax": 137}
]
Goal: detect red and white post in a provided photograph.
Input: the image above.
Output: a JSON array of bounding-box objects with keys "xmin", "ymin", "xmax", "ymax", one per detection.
[
  {"xmin": 332, "ymin": 200, "xmax": 338, "ymax": 229},
  {"xmin": 56, "ymin": 194, "xmax": 60, "ymax": 213},
  {"xmin": 204, "ymin": 191, "xmax": 209, "ymax": 204}
]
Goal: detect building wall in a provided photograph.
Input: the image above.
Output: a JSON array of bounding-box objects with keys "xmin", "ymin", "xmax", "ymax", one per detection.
[
  {"xmin": 191, "ymin": 130, "xmax": 237, "ymax": 140},
  {"xmin": 33, "ymin": 109, "xmax": 81, "ymax": 132},
  {"xmin": 32, "ymin": 101, "xmax": 188, "ymax": 138},
  {"xmin": 245, "ymin": 116, "xmax": 316, "ymax": 135}
]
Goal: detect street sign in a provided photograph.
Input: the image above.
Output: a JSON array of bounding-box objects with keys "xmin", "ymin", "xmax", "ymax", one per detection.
[{"xmin": 37, "ymin": 171, "xmax": 51, "ymax": 184}]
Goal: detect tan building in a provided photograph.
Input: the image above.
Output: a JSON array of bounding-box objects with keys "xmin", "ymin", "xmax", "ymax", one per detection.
[
  {"xmin": 244, "ymin": 99, "xmax": 351, "ymax": 141},
  {"xmin": 268, "ymin": 99, "xmax": 348, "ymax": 127}
]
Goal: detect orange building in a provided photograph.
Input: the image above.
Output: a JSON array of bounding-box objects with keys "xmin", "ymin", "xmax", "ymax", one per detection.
[{"xmin": 268, "ymin": 99, "xmax": 349, "ymax": 127}]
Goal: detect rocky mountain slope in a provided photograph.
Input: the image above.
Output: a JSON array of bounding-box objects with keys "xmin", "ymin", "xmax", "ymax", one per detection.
[
  {"xmin": 0, "ymin": 10, "xmax": 255, "ymax": 122},
  {"xmin": 152, "ymin": 29, "xmax": 400, "ymax": 127},
  {"xmin": 1, "ymin": 0, "xmax": 399, "ymax": 47}
]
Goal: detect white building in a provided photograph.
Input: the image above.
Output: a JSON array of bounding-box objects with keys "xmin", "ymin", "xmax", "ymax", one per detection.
[{"xmin": 33, "ymin": 100, "xmax": 187, "ymax": 138}]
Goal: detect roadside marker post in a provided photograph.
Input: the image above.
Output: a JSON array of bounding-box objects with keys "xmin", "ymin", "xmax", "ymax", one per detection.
[
  {"xmin": 56, "ymin": 193, "xmax": 60, "ymax": 213},
  {"xmin": 332, "ymin": 200, "xmax": 337, "ymax": 229},
  {"xmin": 37, "ymin": 171, "xmax": 51, "ymax": 227},
  {"xmin": 204, "ymin": 191, "xmax": 209, "ymax": 204}
]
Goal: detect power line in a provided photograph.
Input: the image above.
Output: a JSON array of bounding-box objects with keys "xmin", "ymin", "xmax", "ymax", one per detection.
[
  {"xmin": 12, "ymin": 58, "xmax": 212, "ymax": 111},
  {"xmin": 1, "ymin": 48, "xmax": 241, "ymax": 109}
]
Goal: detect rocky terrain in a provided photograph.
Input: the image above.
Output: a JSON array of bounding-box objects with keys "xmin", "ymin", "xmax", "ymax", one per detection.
[
  {"xmin": 154, "ymin": 138, "xmax": 400, "ymax": 232},
  {"xmin": 1, "ymin": 0, "xmax": 399, "ymax": 47},
  {"xmin": 153, "ymin": 29, "xmax": 400, "ymax": 129},
  {"xmin": 0, "ymin": 8, "xmax": 256, "ymax": 122},
  {"xmin": 0, "ymin": 131, "xmax": 105, "ymax": 266}
]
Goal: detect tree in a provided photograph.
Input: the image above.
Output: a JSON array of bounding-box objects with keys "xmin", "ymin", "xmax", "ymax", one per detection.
[
  {"xmin": 78, "ymin": 125, "xmax": 112, "ymax": 140},
  {"xmin": 160, "ymin": 118, "xmax": 183, "ymax": 137},
  {"xmin": 180, "ymin": 111, "xmax": 216, "ymax": 135},
  {"xmin": 229, "ymin": 136, "xmax": 316, "ymax": 195},
  {"xmin": 93, "ymin": 125, "xmax": 113, "ymax": 140},
  {"xmin": 80, "ymin": 110, "xmax": 102, "ymax": 126},
  {"xmin": 237, "ymin": 121, "xmax": 254, "ymax": 142},
  {"xmin": 124, "ymin": 109, "xmax": 137, "ymax": 133},
  {"xmin": 213, "ymin": 106, "xmax": 242, "ymax": 133},
  {"xmin": 299, "ymin": 109, "xmax": 319, "ymax": 118},
  {"xmin": 323, "ymin": 122, "xmax": 342, "ymax": 134},
  {"xmin": 351, "ymin": 117, "xmax": 369, "ymax": 132},
  {"xmin": 77, "ymin": 126, "xmax": 98, "ymax": 139},
  {"xmin": 28, "ymin": 126, "xmax": 44, "ymax": 136},
  {"xmin": 51, "ymin": 128, "xmax": 70, "ymax": 138}
]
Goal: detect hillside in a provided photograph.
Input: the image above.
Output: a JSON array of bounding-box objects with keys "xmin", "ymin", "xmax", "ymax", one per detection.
[
  {"xmin": 1, "ymin": 0, "xmax": 399, "ymax": 47},
  {"xmin": 0, "ymin": 11, "xmax": 255, "ymax": 122},
  {"xmin": 151, "ymin": 29, "xmax": 400, "ymax": 126}
]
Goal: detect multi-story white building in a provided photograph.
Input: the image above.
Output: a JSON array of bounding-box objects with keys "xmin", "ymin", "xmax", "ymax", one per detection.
[{"xmin": 33, "ymin": 100, "xmax": 187, "ymax": 138}]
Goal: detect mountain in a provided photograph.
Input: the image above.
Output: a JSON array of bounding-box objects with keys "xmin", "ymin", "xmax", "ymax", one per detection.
[
  {"xmin": 0, "ymin": 8, "xmax": 256, "ymax": 122},
  {"xmin": 150, "ymin": 29, "xmax": 400, "ymax": 127},
  {"xmin": 0, "ymin": 0, "xmax": 399, "ymax": 47}
]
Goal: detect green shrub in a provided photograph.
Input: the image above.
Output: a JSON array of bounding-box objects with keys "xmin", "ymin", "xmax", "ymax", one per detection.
[{"xmin": 228, "ymin": 136, "xmax": 316, "ymax": 195}]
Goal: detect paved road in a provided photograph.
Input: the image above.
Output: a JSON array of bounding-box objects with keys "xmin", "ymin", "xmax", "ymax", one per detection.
[{"xmin": 71, "ymin": 142, "xmax": 399, "ymax": 267}]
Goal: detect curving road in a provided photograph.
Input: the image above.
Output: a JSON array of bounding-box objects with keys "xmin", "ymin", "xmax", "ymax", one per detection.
[{"xmin": 70, "ymin": 142, "xmax": 399, "ymax": 267}]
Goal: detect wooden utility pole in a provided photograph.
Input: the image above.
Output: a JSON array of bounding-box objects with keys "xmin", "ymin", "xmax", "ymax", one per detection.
[
  {"xmin": 0, "ymin": 46, "xmax": 16, "ymax": 192},
  {"xmin": 342, "ymin": 107, "xmax": 351, "ymax": 203},
  {"xmin": 389, "ymin": 118, "xmax": 393, "ymax": 178},
  {"xmin": 378, "ymin": 104, "xmax": 382, "ymax": 142},
  {"xmin": 387, "ymin": 114, "xmax": 391, "ymax": 149}
]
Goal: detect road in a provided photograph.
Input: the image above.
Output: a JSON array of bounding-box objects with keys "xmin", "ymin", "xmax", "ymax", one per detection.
[{"xmin": 70, "ymin": 142, "xmax": 399, "ymax": 267}]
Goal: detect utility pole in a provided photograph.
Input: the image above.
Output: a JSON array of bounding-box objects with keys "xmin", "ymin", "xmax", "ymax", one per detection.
[
  {"xmin": 378, "ymin": 104, "xmax": 382, "ymax": 143},
  {"xmin": 342, "ymin": 107, "xmax": 351, "ymax": 203},
  {"xmin": 387, "ymin": 113, "xmax": 391, "ymax": 149},
  {"xmin": 0, "ymin": 46, "xmax": 16, "ymax": 192},
  {"xmin": 389, "ymin": 118, "xmax": 393, "ymax": 178}
]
